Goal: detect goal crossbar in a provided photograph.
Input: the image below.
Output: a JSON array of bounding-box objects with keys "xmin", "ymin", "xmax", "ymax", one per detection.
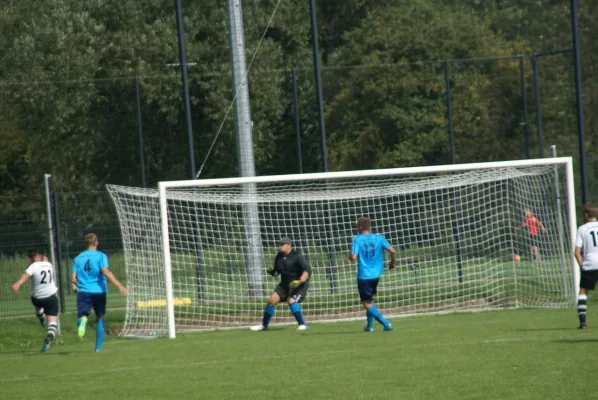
[{"xmin": 159, "ymin": 157, "xmax": 574, "ymax": 188}]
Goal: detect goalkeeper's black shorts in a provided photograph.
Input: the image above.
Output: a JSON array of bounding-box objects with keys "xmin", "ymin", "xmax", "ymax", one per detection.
[{"xmin": 275, "ymin": 281, "xmax": 309, "ymax": 303}]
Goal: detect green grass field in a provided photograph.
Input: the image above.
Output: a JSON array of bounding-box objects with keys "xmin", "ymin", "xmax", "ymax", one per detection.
[{"xmin": 0, "ymin": 303, "xmax": 596, "ymax": 400}]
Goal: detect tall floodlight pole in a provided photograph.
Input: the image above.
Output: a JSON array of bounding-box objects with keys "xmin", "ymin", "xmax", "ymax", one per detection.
[
  {"xmin": 571, "ymin": 0, "xmax": 588, "ymax": 204},
  {"xmin": 291, "ymin": 69, "xmax": 303, "ymax": 174},
  {"xmin": 443, "ymin": 61, "xmax": 464, "ymax": 283},
  {"xmin": 308, "ymin": 0, "xmax": 337, "ymax": 292},
  {"xmin": 308, "ymin": 0, "xmax": 328, "ymax": 172},
  {"xmin": 44, "ymin": 175, "xmax": 61, "ymax": 334},
  {"xmin": 135, "ymin": 76, "xmax": 147, "ymax": 187},
  {"xmin": 226, "ymin": 0, "xmax": 264, "ymax": 296},
  {"xmin": 532, "ymin": 54, "xmax": 544, "ymax": 158},
  {"xmin": 519, "ymin": 55, "xmax": 530, "ymax": 159},
  {"xmin": 444, "ymin": 60, "xmax": 455, "ymax": 164},
  {"xmin": 174, "ymin": 0, "xmax": 196, "ymax": 179},
  {"xmin": 44, "ymin": 175, "xmax": 57, "ymax": 285}
]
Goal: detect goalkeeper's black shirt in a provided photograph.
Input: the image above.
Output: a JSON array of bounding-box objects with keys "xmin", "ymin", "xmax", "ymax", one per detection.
[{"xmin": 273, "ymin": 249, "xmax": 311, "ymax": 288}]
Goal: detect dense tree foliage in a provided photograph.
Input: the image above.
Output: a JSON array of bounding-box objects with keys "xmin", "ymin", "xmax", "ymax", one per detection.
[{"xmin": 0, "ymin": 0, "xmax": 596, "ymax": 203}]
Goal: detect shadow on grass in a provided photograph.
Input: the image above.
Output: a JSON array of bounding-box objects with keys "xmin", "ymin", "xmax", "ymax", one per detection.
[
  {"xmin": 0, "ymin": 349, "xmax": 78, "ymax": 356},
  {"xmin": 512, "ymin": 328, "xmax": 572, "ymax": 332},
  {"xmin": 552, "ymin": 338, "xmax": 598, "ymax": 344},
  {"xmin": 308, "ymin": 330, "xmax": 364, "ymax": 336},
  {"xmin": 23, "ymin": 351, "xmax": 75, "ymax": 357}
]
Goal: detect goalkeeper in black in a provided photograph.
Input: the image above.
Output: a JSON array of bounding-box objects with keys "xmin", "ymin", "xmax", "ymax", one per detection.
[{"xmin": 251, "ymin": 237, "xmax": 311, "ymax": 331}]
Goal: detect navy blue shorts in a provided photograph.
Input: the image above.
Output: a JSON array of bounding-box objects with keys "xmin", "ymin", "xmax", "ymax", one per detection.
[
  {"xmin": 357, "ymin": 278, "xmax": 379, "ymax": 301},
  {"xmin": 77, "ymin": 292, "xmax": 107, "ymax": 318}
]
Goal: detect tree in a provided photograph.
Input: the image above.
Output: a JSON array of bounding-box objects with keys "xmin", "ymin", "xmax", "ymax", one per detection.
[{"xmin": 322, "ymin": 0, "xmax": 528, "ymax": 170}]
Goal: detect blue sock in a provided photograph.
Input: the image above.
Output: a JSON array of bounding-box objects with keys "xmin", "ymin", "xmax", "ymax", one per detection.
[
  {"xmin": 95, "ymin": 320, "xmax": 105, "ymax": 352},
  {"xmin": 289, "ymin": 303, "xmax": 305, "ymax": 325},
  {"xmin": 366, "ymin": 302, "xmax": 374, "ymax": 329},
  {"xmin": 77, "ymin": 317, "xmax": 82, "ymax": 326},
  {"xmin": 262, "ymin": 304, "xmax": 275, "ymax": 328},
  {"xmin": 368, "ymin": 305, "xmax": 389, "ymax": 328}
]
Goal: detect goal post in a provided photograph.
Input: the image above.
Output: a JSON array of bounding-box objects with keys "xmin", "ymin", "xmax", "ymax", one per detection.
[
  {"xmin": 108, "ymin": 157, "xmax": 578, "ymax": 339},
  {"xmin": 158, "ymin": 183, "xmax": 177, "ymax": 340}
]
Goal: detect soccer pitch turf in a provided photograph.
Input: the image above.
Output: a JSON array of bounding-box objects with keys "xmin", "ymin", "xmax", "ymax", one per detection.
[{"xmin": 0, "ymin": 307, "xmax": 595, "ymax": 400}]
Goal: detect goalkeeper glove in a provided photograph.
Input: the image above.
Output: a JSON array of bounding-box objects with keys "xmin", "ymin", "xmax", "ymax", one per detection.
[
  {"xmin": 289, "ymin": 280, "xmax": 303, "ymax": 289},
  {"xmin": 267, "ymin": 269, "xmax": 278, "ymax": 277},
  {"xmin": 388, "ymin": 261, "xmax": 396, "ymax": 270}
]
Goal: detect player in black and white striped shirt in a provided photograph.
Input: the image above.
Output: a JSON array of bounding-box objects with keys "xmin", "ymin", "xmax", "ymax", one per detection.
[
  {"xmin": 575, "ymin": 204, "xmax": 598, "ymax": 329},
  {"xmin": 11, "ymin": 249, "xmax": 59, "ymax": 352}
]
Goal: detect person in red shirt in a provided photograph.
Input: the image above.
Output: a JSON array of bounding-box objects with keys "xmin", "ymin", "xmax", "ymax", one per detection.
[{"xmin": 514, "ymin": 209, "xmax": 547, "ymax": 261}]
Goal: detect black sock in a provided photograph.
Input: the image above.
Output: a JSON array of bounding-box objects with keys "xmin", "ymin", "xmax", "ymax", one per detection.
[{"xmin": 578, "ymin": 295, "xmax": 587, "ymax": 325}]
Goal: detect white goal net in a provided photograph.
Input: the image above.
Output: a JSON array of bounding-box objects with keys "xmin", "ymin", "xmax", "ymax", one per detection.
[{"xmin": 107, "ymin": 158, "xmax": 577, "ymax": 338}]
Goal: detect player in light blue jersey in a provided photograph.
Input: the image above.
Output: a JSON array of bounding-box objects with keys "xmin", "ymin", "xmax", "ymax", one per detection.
[
  {"xmin": 349, "ymin": 216, "xmax": 396, "ymax": 332},
  {"xmin": 71, "ymin": 233, "xmax": 127, "ymax": 352}
]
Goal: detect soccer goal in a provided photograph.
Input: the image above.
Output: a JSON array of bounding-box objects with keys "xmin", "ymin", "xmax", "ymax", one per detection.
[{"xmin": 107, "ymin": 157, "xmax": 578, "ymax": 338}]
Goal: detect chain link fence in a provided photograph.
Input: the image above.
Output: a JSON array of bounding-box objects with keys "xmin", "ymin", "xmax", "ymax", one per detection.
[
  {"xmin": 0, "ymin": 191, "xmax": 124, "ymax": 317},
  {"xmin": 2, "ymin": 52, "xmax": 596, "ymax": 317}
]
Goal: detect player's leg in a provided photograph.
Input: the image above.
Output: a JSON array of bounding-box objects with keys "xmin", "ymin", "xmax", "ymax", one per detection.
[
  {"xmin": 77, "ymin": 292, "xmax": 92, "ymax": 337},
  {"xmin": 533, "ymin": 246, "xmax": 541, "ymax": 261},
  {"xmin": 577, "ymin": 271, "xmax": 597, "ymax": 329},
  {"xmin": 288, "ymin": 283, "xmax": 308, "ymax": 330},
  {"xmin": 363, "ymin": 298, "xmax": 392, "ymax": 331},
  {"xmin": 251, "ymin": 288, "xmax": 283, "ymax": 331},
  {"xmin": 41, "ymin": 294, "xmax": 59, "ymax": 352},
  {"xmin": 531, "ymin": 236, "xmax": 541, "ymax": 261},
  {"xmin": 577, "ymin": 287, "xmax": 587, "ymax": 329},
  {"xmin": 92, "ymin": 294, "xmax": 107, "ymax": 352},
  {"xmin": 35, "ymin": 308, "xmax": 46, "ymax": 326},
  {"xmin": 31, "ymin": 297, "xmax": 46, "ymax": 326},
  {"xmin": 358, "ymin": 280, "xmax": 374, "ymax": 331},
  {"xmin": 360, "ymin": 279, "xmax": 391, "ymax": 331}
]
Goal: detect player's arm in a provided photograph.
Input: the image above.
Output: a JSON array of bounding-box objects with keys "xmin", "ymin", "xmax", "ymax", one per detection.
[
  {"xmin": 538, "ymin": 220, "xmax": 548, "ymax": 233},
  {"xmin": 71, "ymin": 260, "xmax": 80, "ymax": 291},
  {"xmin": 574, "ymin": 229, "xmax": 584, "ymax": 267},
  {"xmin": 385, "ymin": 246, "xmax": 397, "ymax": 269},
  {"xmin": 11, "ymin": 272, "xmax": 31, "ymax": 293},
  {"xmin": 297, "ymin": 256, "xmax": 311, "ymax": 283},
  {"xmin": 348, "ymin": 237, "xmax": 358, "ymax": 261},
  {"xmin": 101, "ymin": 268, "xmax": 128, "ymax": 296},
  {"xmin": 575, "ymin": 246, "xmax": 583, "ymax": 268},
  {"xmin": 382, "ymin": 237, "xmax": 396, "ymax": 269},
  {"xmin": 289, "ymin": 256, "xmax": 310, "ymax": 288},
  {"xmin": 290, "ymin": 271, "xmax": 310, "ymax": 288},
  {"xmin": 267, "ymin": 258, "xmax": 280, "ymax": 277},
  {"xmin": 71, "ymin": 259, "xmax": 79, "ymax": 286},
  {"xmin": 70, "ymin": 272, "xmax": 79, "ymax": 292}
]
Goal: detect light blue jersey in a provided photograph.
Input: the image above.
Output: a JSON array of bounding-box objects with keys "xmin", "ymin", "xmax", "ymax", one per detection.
[
  {"xmin": 72, "ymin": 250, "xmax": 109, "ymax": 293},
  {"xmin": 351, "ymin": 233, "xmax": 391, "ymax": 280}
]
